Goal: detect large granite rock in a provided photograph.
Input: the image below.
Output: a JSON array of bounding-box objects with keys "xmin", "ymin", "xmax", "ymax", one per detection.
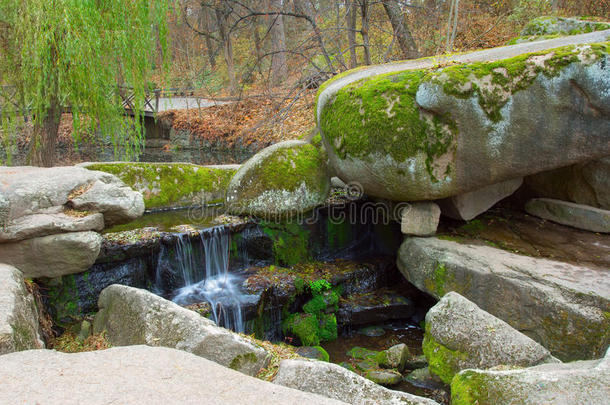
[
  {"xmin": 79, "ymin": 162, "xmax": 239, "ymax": 210},
  {"xmin": 451, "ymin": 347, "xmax": 610, "ymax": 405},
  {"xmin": 423, "ymin": 292, "xmax": 558, "ymax": 384},
  {"xmin": 397, "ymin": 237, "xmax": 609, "ymax": 361},
  {"xmin": 525, "ymin": 198, "xmax": 610, "ymax": 233},
  {"xmin": 226, "ymin": 140, "xmax": 330, "ymax": 217},
  {"xmin": 316, "ymin": 32, "xmax": 610, "ymax": 201},
  {"xmin": 0, "ymin": 212, "xmax": 104, "ymax": 243},
  {"xmin": 0, "ymin": 231, "xmax": 102, "ymax": 278},
  {"xmin": 0, "ymin": 346, "xmax": 346, "ymax": 405},
  {"xmin": 525, "ymin": 157, "xmax": 610, "ymax": 210},
  {"xmin": 0, "ymin": 264, "xmax": 43, "ymax": 354},
  {"xmin": 93, "ymin": 284, "xmax": 270, "ymax": 376},
  {"xmin": 0, "ymin": 166, "xmax": 144, "ymax": 230},
  {"xmin": 274, "ymin": 358, "xmax": 439, "ymax": 405},
  {"xmin": 438, "ymin": 178, "xmax": 523, "ymax": 221}
]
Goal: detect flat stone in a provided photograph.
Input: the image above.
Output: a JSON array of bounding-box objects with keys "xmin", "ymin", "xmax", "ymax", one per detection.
[
  {"xmin": 0, "ymin": 212, "xmax": 104, "ymax": 243},
  {"xmin": 525, "ymin": 198, "xmax": 610, "ymax": 233},
  {"xmin": 0, "ymin": 346, "xmax": 346, "ymax": 405},
  {"xmin": 423, "ymin": 292, "xmax": 558, "ymax": 384},
  {"xmin": 337, "ymin": 290, "xmax": 414, "ymax": 326},
  {"xmin": 401, "ymin": 202, "xmax": 441, "ymax": 236},
  {"xmin": 364, "ymin": 369, "xmax": 403, "ymax": 386},
  {"xmin": 0, "ymin": 264, "xmax": 43, "ymax": 354},
  {"xmin": 274, "ymin": 359, "xmax": 440, "ymax": 405},
  {"xmin": 439, "ymin": 178, "xmax": 523, "ymax": 221},
  {"xmin": 93, "ymin": 284, "xmax": 270, "ymax": 376},
  {"xmin": 0, "ymin": 231, "xmax": 102, "ymax": 278},
  {"xmin": 451, "ymin": 347, "xmax": 610, "ymax": 405},
  {"xmin": 397, "ymin": 237, "xmax": 610, "ymax": 361}
]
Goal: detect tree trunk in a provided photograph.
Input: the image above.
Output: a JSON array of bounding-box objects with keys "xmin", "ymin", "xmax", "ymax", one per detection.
[
  {"xmin": 29, "ymin": 97, "xmax": 62, "ymax": 167},
  {"xmin": 346, "ymin": 0, "xmax": 358, "ymax": 68},
  {"xmin": 200, "ymin": 3, "xmax": 216, "ymax": 69},
  {"xmin": 381, "ymin": 0, "xmax": 419, "ymax": 59},
  {"xmin": 360, "ymin": 0, "xmax": 372, "ymax": 65},
  {"xmin": 269, "ymin": 0, "xmax": 288, "ymax": 85},
  {"xmin": 215, "ymin": 2, "xmax": 236, "ymax": 95}
]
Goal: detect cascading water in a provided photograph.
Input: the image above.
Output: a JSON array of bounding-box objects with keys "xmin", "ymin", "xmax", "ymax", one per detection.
[{"xmin": 171, "ymin": 226, "xmax": 254, "ymax": 333}]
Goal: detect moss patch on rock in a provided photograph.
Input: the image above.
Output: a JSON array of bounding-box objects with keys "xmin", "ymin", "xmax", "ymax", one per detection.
[
  {"xmin": 521, "ymin": 16, "xmax": 610, "ymax": 36},
  {"xmin": 85, "ymin": 162, "xmax": 236, "ymax": 210},
  {"xmin": 422, "ymin": 331, "xmax": 468, "ymax": 384}
]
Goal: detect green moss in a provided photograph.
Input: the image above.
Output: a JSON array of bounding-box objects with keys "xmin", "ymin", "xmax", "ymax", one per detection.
[
  {"xmin": 505, "ymin": 34, "xmax": 562, "ymax": 45},
  {"xmin": 422, "ymin": 332, "xmax": 468, "ymax": 384},
  {"xmin": 303, "ymin": 289, "xmax": 339, "ymax": 314},
  {"xmin": 229, "ymin": 352, "xmax": 258, "ymax": 370},
  {"xmin": 450, "ymin": 370, "xmax": 493, "ymax": 405},
  {"xmin": 347, "ymin": 346, "xmax": 379, "ymax": 360},
  {"xmin": 317, "ymin": 313, "xmax": 338, "ymax": 341},
  {"xmin": 261, "ymin": 221, "xmax": 311, "ymax": 266},
  {"xmin": 46, "ymin": 275, "xmax": 81, "ymax": 327},
  {"xmin": 11, "ymin": 322, "xmax": 34, "ymax": 351},
  {"xmin": 320, "ymin": 68, "xmax": 457, "ymax": 181},
  {"xmin": 424, "ymin": 262, "xmax": 453, "ymax": 298},
  {"xmin": 86, "ymin": 162, "xmax": 236, "ymax": 209},
  {"xmin": 282, "ymin": 313, "xmax": 320, "ymax": 346},
  {"xmin": 326, "ymin": 219, "xmax": 351, "ymax": 250},
  {"xmin": 312, "ymin": 345, "xmax": 330, "ymax": 362}
]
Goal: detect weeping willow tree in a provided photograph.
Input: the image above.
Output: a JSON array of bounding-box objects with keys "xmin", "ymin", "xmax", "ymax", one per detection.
[{"xmin": 0, "ymin": 0, "xmax": 175, "ymax": 167}]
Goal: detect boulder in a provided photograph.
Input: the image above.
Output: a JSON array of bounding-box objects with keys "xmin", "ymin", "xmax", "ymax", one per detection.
[
  {"xmin": 316, "ymin": 32, "xmax": 610, "ymax": 202},
  {"xmin": 521, "ymin": 16, "xmax": 610, "ymax": 36},
  {"xmin": 525, "ymin": 157, "xmax": 610, "ymax": 209},
  {"xmin": 438, "ymin": 178, "xmax": 523, "ymax": 221},
  {"xmin": 397, "ymin": 237, "xmax": 610, "ymax": 361},
  {"xmin": 79, "ymin": 162, "xmax": 239, "ymax": 210},
  {"xmin": 226, "ymin": 140, "xmax": 330, "ymax": 217},
  {"xmin": 93, "ymin": 284, "xmax": 270, "ymax": 376},
  {"xmin": 0, "ymin": 346, "xmax": 346, "ymax": 405},
  {"xmin": 364, "ymin": 369, "xmax": 402, "ymax": 386},
  {"xmin": 0, "ymin": 212, "xmax": 104, "ymax": 243},
  {"xmin": 274, "ymin": 359, "xmax": 440, "ymax": 405},
  {"xmin": 423, "ymin": 292, "xmax": 558, "ymax": 384},
  {"xmin": 0, "ymin": 165, "xmax": 144, "ymax": 227},
  {"xmin": 400, "ymin": 202, "xmax": 441, "ymax": 236},
  {"xmin": 525, "ymin": 198, "xmax": 610, "ymax": 233},
  {"xmin": 0, "ymin": 231, "xmax": 102, "ymax": 278},
  {"xmin": 0, "ymin": 264, "xmax": 43, "ymax": 354},
  {"xmin": 378, "ymin": 343, "xmax": 411, "ymax": 371},
  {"xmin": 451, "ymin": 347, "xmax": 610, "ymax": 405}
]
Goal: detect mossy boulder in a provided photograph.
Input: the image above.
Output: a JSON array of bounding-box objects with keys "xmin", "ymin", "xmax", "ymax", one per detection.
[
  {"xmin": 397, "ymin": 237, "xmax": 610, "ymax": 361},
  {"xmin": 451, "ymin": 348, "xmax": 610, "ymax": 405},
  {"xmin": 316, "ymin": 33, "xmax": 610, "ymax": 201},
  {"xmin": 521, "ymin": 16, "xmax": 610, "ymax": 37},
  {"xmin": 422, "ymin": 292, "xmax": 558, "ymax": 384},
  {"xmin": 82, "ymin": 162, "xmax": 238, "ymax": 210},
  {"xmin": 226, "ymin": 140, "xmax": 330, "ymax": 217}
]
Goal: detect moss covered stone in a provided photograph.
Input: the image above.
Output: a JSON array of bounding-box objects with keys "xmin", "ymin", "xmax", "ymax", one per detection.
[
  {"xmin": 521, "ymin": 16, "xmax": 610, "ymax": 37},
  {"xmin": 226, "ymin": 140, "xmax": 330, "ymax": 217},
  {"xmin": 317, "ymin": 38, "xmax": 610, "ymax": 201},
  {"xmin": 422, "ymin": 332, "xmax": 468, "ymax": 384},
  {"xmin": 84, "ymin": 162, "xmax": 237, "ymax": 210}
]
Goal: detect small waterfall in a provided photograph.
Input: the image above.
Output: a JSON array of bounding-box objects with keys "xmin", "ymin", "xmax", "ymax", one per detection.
[{"xmin": 172, "ymin": 226, "xmax": 250, "ymax": 333}]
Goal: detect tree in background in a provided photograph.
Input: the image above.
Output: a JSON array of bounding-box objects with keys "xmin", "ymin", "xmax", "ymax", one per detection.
[{"xmin": 0, "ymin": 0, "xmax": 175, "ymax": 167}]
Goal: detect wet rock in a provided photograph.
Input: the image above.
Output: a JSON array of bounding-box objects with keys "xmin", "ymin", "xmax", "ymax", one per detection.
[
  {"xmin": 295, "ymin": 346, "xmax": 330, "ymax": 362},
  {"xmin": 226, "ymin": 140, "xmax": 330, "ymax": 217},
  {"xmin": 525, "ymin": 198, "xmax": 610, "ymax": 233},
  {"xmin": 0, "ymin": 346, "xmax": 345, "ymax": 405},
  {"xmin": 398, "ymin": 237, "xmax": 610, "ymax": 361},
  {"xmin": 525, "ymin": 156, "xmax": 610, "ymax": 210},
  {"xmin": 317, "ymin": 32, "xmax": 610, "ymax": 202},
  {"xmin": 378, "ymin": 343, "xmax": 411, "ymax": 371},
  {"xmin": 400, "ymin": 202, "xmax": 441, "ymax": 236},
  {"xmin": 0, "ymin": 231, "xmax": 102, "ymax": 278},
  {"xmin": 423, "ymin": 292, "xmax": 558, "ymax": 384},
  {"xmin": 338, "ymin": 290, "xmax": 414, "ymax": 327},
  {"xmin": 404, "ymin": 368, "xmax": 446, "ymax": 391},
  {"xmin": 358, "ymin": 326, "xmax": 386, "ymax": 337},
  {"xmin": 347, "ymin": 346, "xmax": 379, "ymax": 360},
  {"xmin": 451, "ymin": 347, "xmax": 610, "ymax": 405},
  {"xmin": 364, "ymin": 369, "xmax": 402, "ymax": 386},
  {"xmin": 0, "ymin": 264, "xmax": 44, "ymax": 354},
  {"xmin": 93, "ymin": 284, "xmax": 270, "ymax": 376},
  {"xmin": 274, "ymin": 359, "xmax": 440, "ymax": 404},
  {"xmin": 405, "ymin": 354, "xmax": 428, "ymax": 370},
  {"xmin": 438, "ymin": 178, "xmax": 522, "ymax": 221}
]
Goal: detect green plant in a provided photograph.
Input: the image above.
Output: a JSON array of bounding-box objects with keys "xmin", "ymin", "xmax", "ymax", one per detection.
[{"xmin": 309, "ymin": 279, "xmax": 331, "ymax": 295}]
